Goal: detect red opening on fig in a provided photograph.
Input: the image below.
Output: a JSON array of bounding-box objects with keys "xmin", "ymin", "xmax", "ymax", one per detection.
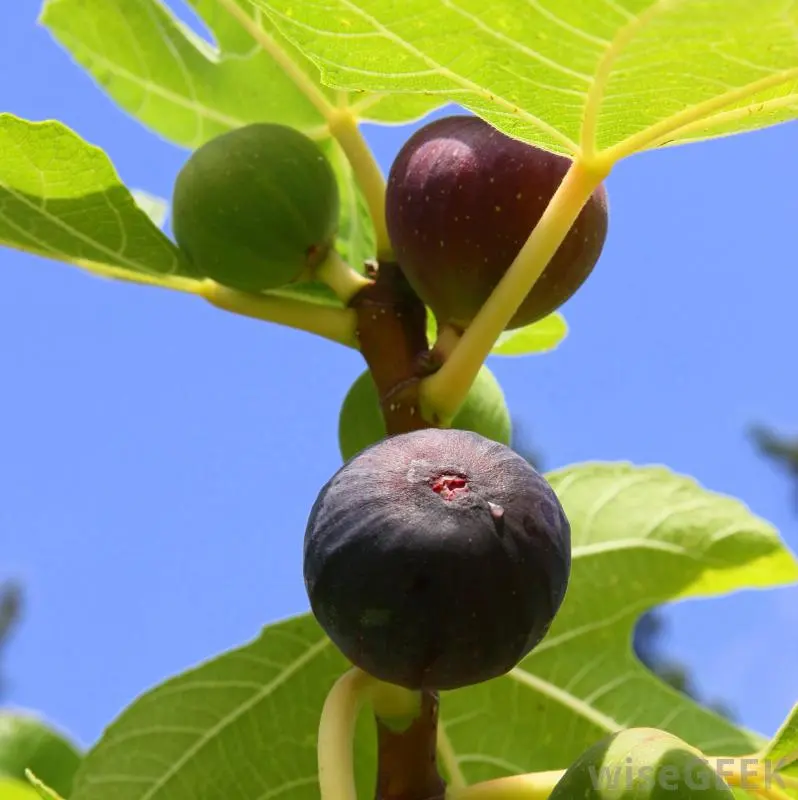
[{"xmin": 431, "ymin": 474, "xmax": 469, "ymax": 501}]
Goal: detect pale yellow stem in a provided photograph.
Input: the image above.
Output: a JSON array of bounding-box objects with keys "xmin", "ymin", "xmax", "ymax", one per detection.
[
  {"xmin": 328, "ymin": 110, "xmax": 392, "ymax": 261},
  {"xmin": 318, "ymin": 668, "xmax": 373, "ymax": 800},
  {"xmin": 447, "ymin": 771, "xmax": 564, "ymax": 800},
  {"xmin": 314, "ymin": 249, "xmax": 372, "ymax": 304},
  {"xmin": 200, "ymin": 279, "xmax": 358, "ymax": 347},
  {"xmin": 419, "ymin": 158, "xmax": 609, "ymax": 424}
]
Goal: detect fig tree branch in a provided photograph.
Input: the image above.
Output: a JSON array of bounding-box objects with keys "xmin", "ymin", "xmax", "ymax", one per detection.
[
  {"xmin": 419, "ymin": 158, "xmax": 610, "ymax": 425},
  {"xmin": 376, "ymin": 690, "xmax": 446, "ymax": 800},
  {"xmin": 349, "ymin": 262, "xmax": 433, "ymax": 436}
]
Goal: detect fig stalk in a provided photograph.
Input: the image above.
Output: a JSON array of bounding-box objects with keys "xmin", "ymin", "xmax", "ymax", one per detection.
[
  {"xmin": 348, "ymin": 262, "xmax": 431, "ymax": 436},
  {"xmin": 445, "ymin": 771, "xmax": 564, "ymax": 800},
  {"xmin": 375, "ymin": 690, "xmax": 446, "ymax": 800},
  {"xmin": 200, "ymin": 280, "xmax": 358, "ymax": 347},
  {"xmin": 314, "ymin": 249, "xmax": 373, "ymax": 304},
  {"xmin": 420, "ymin": 157, "xmax": 610, "ymax": 425},
  {"xmin": 328, "ymin": 110, "xmax": 393, "ymax": 262},
  {"xmin": 318, "ymin": 668, "xmax": 372, "ymax": 800}
]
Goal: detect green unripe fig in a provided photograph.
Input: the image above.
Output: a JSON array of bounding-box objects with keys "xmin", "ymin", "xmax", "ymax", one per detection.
[
  {"xmin": 337, "ymin": 366, "xmax": 512, "ymax": 462},
  {"xmin": 0, "ymin": 711, "xmax": 82, "ymax": 798},
  {"xmin": 172, "ymin": 123, "xmax": 340, "ymax": 292},
  {"xmin": 549, "ymin": 727, "xmax": 734, "ymax": 800}
]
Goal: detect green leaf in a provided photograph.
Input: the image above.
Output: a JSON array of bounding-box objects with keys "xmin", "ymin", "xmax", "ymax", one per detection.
[
  {"xmin": 0, "ymin": 710, "xmax": 82, "ymax": 799},
  {"xmin": 0, "ymin": 779, "xmax": 41, "ymax": 800},
  {"xmin": 40, "ymin": 0, "xmax": 440, "ymax": 151},
  {"xmin": 425, "ymin": 311, "xmax": 568, "ymax": 356},
  {"xmin": 0, "ymin": 114, "xmax": 197, "ymax": 289},
  {"xmin": 70, "ymin": 615, "xmax": 375, "ymax": 800},
  {"xmin": 491, "ymin": 313, "xmax": 568, "ymax": 356},
  {"xmin": 764, "ymin": 702, "xmax": 798, "ymax": 782},
  {"xmin": 69, "ymin": 463, "xmax": 798, "ymax": 800},
  {"xmin": 437, "ymin": 462, "xmax": 798, "ymax": 786},
  {"xmin": 252, "ymin": 0, "xmax": 798, "ymax": 162},
  {"xmin": 39, "ymin": 0, "xmax": 325, "ymax": 150},
  {"xmin": 131, "ymin": 190, "xmax": 169, "ymax": 229}
]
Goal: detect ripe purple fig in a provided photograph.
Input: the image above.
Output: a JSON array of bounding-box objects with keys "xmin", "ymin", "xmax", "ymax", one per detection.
[
  {"xmin": 385, "ymin": 115, "xmax": 609, "ymax": 330},
  {"xmin": 303, "ymin": 428, "xmax": 571, "ymax": 690}
]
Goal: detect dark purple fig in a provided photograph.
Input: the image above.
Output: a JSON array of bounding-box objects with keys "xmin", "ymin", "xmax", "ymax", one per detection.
[
  {"xmin": 303, "ymin": 428, "xmax": 571, "ymax": 691},
  {"xmin": 385, "ymin": 115, "xmax": 608, "ymax": 330}
]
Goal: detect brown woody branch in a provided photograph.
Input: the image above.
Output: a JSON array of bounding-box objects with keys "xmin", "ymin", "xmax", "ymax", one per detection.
[{"xmin": 349, "ymin": 261, "xmax": 435, "ymax": 436}]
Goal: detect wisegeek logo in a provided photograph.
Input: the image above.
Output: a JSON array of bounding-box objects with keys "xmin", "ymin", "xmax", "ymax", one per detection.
[{"xmin": 586, "ymin": 757, "xmax": 791, "ymax": 792}]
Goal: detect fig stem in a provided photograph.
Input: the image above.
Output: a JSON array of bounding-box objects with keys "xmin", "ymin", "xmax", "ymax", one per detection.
[
  {"xmin": 430, "ymin": 323, "xmax": 462, "ymax": 364},
  {"xmin": 200, "ymin": 279, "xmax": 358, "ymax": 347},
  {"xmin": 368, "ymin": 681, "xmax": 423, "ymax": 732},
  {"xmin": 315, "ymin": 250, "xmax": 374, "ymax": 304},
  {"xmin": 446, "ymin": 771, "xmax": 564, "ymax": 800},
  {"xmin": 418, "ymin": 158, "xmax": 610, "ymax": 425},
  {"xmin": 328, "ymin": 110, "xmax": 393, "ymax": 262},
  {"xmin": 213, "ymin": 0, "xmax": 332, "ymax": 119},
  {"xmin": 318, "ymin": 667, "xmax": 373, "ymax": 800}
]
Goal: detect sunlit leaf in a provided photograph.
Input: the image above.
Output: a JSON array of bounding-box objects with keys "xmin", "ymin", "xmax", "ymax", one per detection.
[
  {"xmin": 492, "ymin": 313, "xmax": 568, "ymax": 356},
  {"xmin": 131, "ymin": 190, "xmax": 169, "ymax": 229},
  {"xmin": 0, "ymin": 779, "xmax": 41, "ymax": 800},
  {"xmin": 0, "ymin": 114, "xmax": 195, "ymax": 289},
  {"xmin": 251, "ymin": 0, "xmax": 798, "ymax": 162}
]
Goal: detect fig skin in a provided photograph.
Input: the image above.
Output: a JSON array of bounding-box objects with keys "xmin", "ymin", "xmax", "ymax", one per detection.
[
  {"xmin": 337, "ymin": 365, "xmax": 512, "ymax": 462},
  {"xmin": 172, "ymin": 123, "xmax": 340, "ymax": 293},
  {"xmin": 385, "ymin": 115, "xmax": 608, "ymax": 330},
  {"xmin": 549, "ymin": 727, "xmax": 734, "ymax": 800},
  {"xmin": 303, "ymin": 428, "xmax": 571, "ymax": 691}
]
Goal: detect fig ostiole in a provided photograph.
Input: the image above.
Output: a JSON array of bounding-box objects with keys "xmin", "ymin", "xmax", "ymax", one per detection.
[
  {"xmin": 172, "ymin": 123, "xmax": 340, "ymax": 294},
  {"xmin": 337, "ymin": 365, "xmax": 512, "ymax": 462},
  {"xmin": 385, "ymin": 115, "xmax": 609, "ymax": 331},
  {"xmin": 303, "ymin": 428, "xmax": 571, "ymax": 691},
  {"xmin": 549, "ymin": 728, "xmax": 734, "ymax": 800}
]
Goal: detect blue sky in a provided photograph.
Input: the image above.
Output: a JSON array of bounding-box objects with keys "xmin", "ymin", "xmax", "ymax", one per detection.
[{"xmin": 1, "ymin": 3, "xmax": 797, "ymax": 753}]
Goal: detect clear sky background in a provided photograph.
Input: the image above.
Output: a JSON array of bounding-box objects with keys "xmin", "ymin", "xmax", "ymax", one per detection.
[{"xmin": 1, "ymin": 3, "xmax": 797, "ymax": 753}]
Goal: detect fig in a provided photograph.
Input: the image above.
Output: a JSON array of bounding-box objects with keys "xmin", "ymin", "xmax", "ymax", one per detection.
[
  {"xmin": 0, "ymin": 711, "xmax": 82, "ymax": 798},
  {"xmin": 172, "ymin": 123, "xmax": 340, "ymax": 292},
  {"xmin": 385, "ymin": 115, "xmax": 608, "ymax": 330},
  {"xmin": 337, "ymin": 365, "xmax": 512, "ymax": 462},
  {"xmin": 549, "ymin": 727, "xmax": 734, "ymax": 800},
  {"xmin": 303, "ymin": 428, "xmax": 571, "ymax": 690}
]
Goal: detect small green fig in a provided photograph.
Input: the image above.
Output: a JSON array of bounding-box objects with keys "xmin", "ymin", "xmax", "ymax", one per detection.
[
  {"xmin": 172, "ymin": 123, "xmax": 340, "ymax": 292},
  {"xmin": 337, "ymin": 366, "xmax": 512, "ymax": 462},
  {"xmin": 549, "ymin": 727, "xmax": 734, "ymax": 800}
]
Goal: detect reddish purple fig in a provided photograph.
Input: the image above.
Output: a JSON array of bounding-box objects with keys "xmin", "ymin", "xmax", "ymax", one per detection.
[
  {"xmin": 303, "ymin": 428, "xmax": 571, "ymax": 691},
  {"xmin": 385, "ymin": 115, "xmax": 609, "ymax": 330}
]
